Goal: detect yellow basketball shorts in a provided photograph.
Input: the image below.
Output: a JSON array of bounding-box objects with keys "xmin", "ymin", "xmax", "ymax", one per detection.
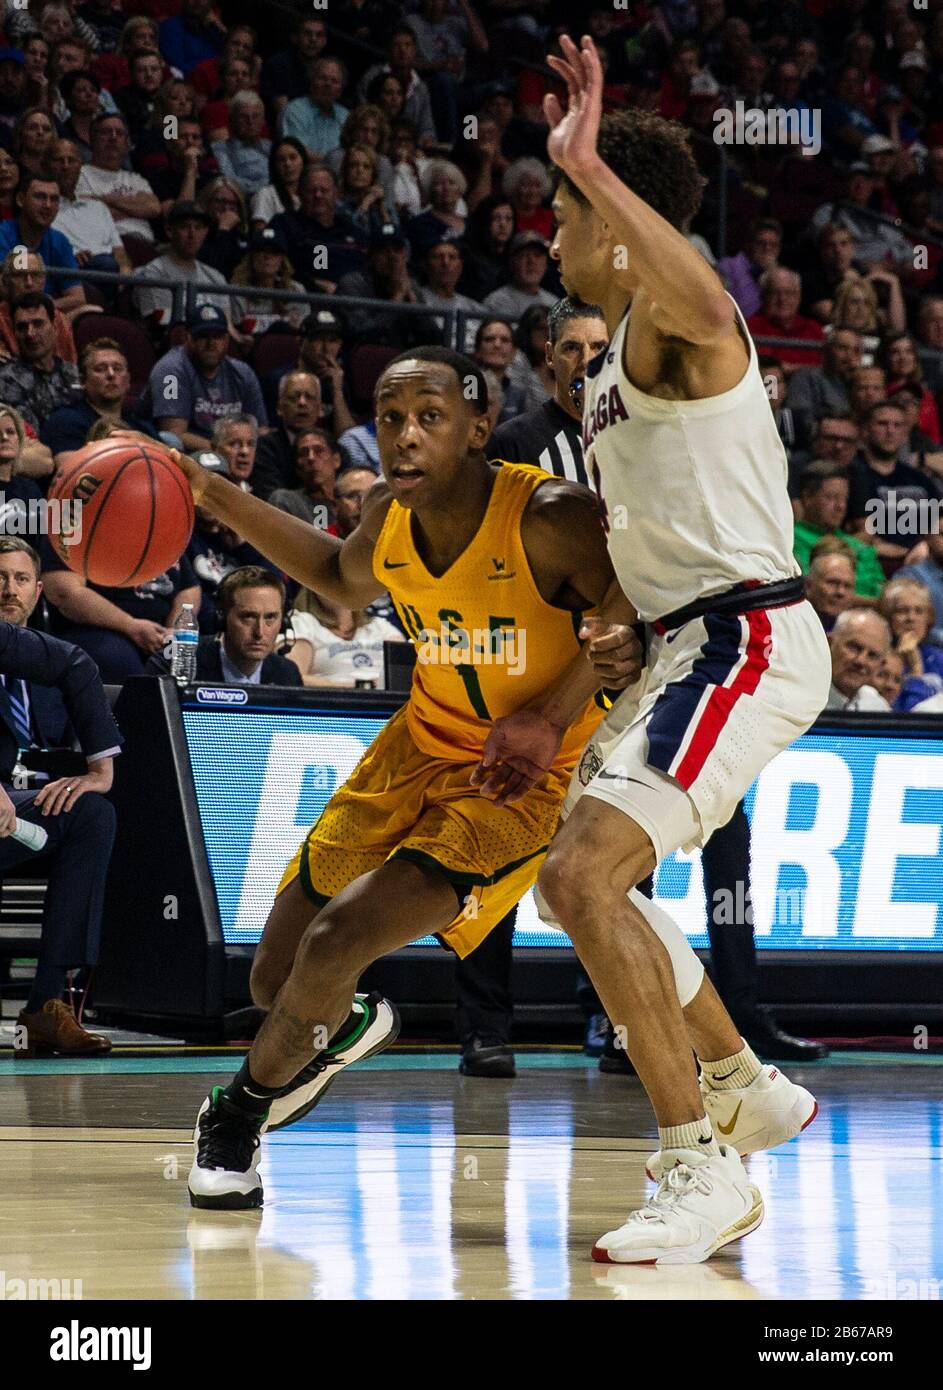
[{"xmin": 276, "ymin": 705, "xmax": 570, "ymax": 957}]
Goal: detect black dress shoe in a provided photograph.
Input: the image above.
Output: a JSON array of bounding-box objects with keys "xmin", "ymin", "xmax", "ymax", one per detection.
[
  {"xmin": 459, "ymin": 1037, "xmax": 516, "ymax": 1078},
  {"xmin": 598, "ymin": 1027, "xmax": 636, "ymax": 1075},
  {"xmin": 740, "ymin": 1008, "xmax": 829, "ymax": 1062}
]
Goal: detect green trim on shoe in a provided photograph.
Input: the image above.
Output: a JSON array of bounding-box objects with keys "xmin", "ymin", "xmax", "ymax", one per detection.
[{"xmin": 323, "ymin": 998, "xmax": 372, "ymax": 1056}]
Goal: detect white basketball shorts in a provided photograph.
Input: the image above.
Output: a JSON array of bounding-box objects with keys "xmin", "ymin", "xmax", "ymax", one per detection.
[{"xmin": 564, "ymin": 598, "xmax": 831, "ymax": 863}]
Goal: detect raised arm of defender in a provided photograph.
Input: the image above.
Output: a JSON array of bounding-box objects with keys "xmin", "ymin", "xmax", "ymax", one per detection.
[
  {"xmin": 172, "ymin": 453, "xmax": 389, "ymax": 609},
  {"xmin": 545, "ymin": 34, "xmax": 735, "ymax": 348}
]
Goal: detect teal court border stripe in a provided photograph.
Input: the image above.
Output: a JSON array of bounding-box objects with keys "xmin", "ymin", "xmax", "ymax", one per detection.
[{"xmin": 0, "ymin": 1051, "xmax": 940, "ymax": 1077}]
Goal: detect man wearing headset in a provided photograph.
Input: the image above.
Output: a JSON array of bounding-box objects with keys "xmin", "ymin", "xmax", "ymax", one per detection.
[{"xmin": 144, "ymin": 567, "xmax": 302, "ymax": 686}]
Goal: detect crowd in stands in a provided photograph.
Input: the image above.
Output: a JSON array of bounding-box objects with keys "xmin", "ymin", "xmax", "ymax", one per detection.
[{"xmin": 0, "ymin": 1, "xmax": 936, "ymax": 703}]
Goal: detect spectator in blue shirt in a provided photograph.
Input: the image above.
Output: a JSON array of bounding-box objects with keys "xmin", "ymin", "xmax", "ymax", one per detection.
[
  {"xmin": 0, "ymin": 172, "xmax": 85, "ymax": 319},
  {"xmin": 880, "ymin": 575, "xmax": 943, "ymax": 712},
  {"xmin": 211, "ymin": 92, "xmax": 271, "ymax": 196},
  {"xmin": 159, "ymin": 0, "xmax": 226, "ymax": 78},
  {"xmin": 139, "ymin": 304, "xmax": 268, "ymax": 452},
  {"xmin": 280, "ymin": 56, "xmax": 349, "ymax": 157}
]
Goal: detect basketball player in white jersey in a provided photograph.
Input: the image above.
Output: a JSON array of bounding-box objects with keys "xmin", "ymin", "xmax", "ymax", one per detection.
[{"xmin": 472, "ymin": 36, "xmax": 832, "ymax": 1264}]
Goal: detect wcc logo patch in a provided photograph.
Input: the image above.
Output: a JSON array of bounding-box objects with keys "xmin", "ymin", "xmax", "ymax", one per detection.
[{"xmin": 488, "ymin": 557, "xmax": 516, "ymax": 581}]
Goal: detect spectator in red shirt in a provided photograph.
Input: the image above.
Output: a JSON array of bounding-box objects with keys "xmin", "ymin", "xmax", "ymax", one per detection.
[
  {"xmin": 503, "ymin": 157, "xmax": 553, "ymax": 241},
  {"xmin": 747, "ymin": 268, "xmax": 826, "ymax": 372},
  {"xmin": 880, "ymin": 330, "xmax": 941, "ymax": 445}
]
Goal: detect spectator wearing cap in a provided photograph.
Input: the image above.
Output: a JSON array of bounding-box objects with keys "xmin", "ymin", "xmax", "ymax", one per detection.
[
  {"xmin": 357, "ymin": 28, "xmax": 438, "ymax": 153},
  {"xmin": 252, "ymin": 370, "xmax": 326, "ymax": 500},
  {"xmin": 139, "ymin": 304, "xmax": 268, "ymax": 453},
  {"xmin": 76, "ymin": 112, "xmax": 161, "ymax": 243},
  {"xmin": 0, "ymin": 292, "xmax": 80, "ymax": 431},
  {"xmin": 717, "ymin": 218, "xmax": 783, "ymax": 321},
  {"xmin": 264, "ymin": 309, "xmax": 356, "ymax": 438},
  {"xmin": 270, "ymin": 165, "xmax": 367, "ymax": 295},
  {"xmin": 49, "ymin": 137, "xmax": 130, "ymax": 303},
  {"xmin": 746, "ymin": 268, "xmax": 826, "ymax": 372},
  {"xmin": 211, "ymin": 91, "xmax": 272, "ymax": 196},
  {"xmin": 809, "ymin": 164, "xmax": 911, "ymax": 269},
  {"xmin": 880, "ymin": 576, "xmax": 943, "ymax": 711},
  {"xmin": 131, "ymin": 199, "xmax": 231, "ymax": 330},
  {"xmin": 404, "ymin": 158, "xmax": 466, "ymax": 261},
  {"xmin": 336, "ymin": 222, "xmax": 444, "ymax": 350},
  {"xmin": 0, "ymin": 50, "xmax": 30, "ymax": 140},
  {"xmin": 482, "ymin": 232, "xmax": 555, "ymax": 319},
  {"xmin": 785, "ymin": 329, "xmax": 862, "ymax": 440},
  {"xmin": 230, "ymin": 227, "xmax": 306, "ymax": 337},
  {"xmin": 41, "ymin": 337, "xmax": 158, "ymax": 465},
  {"xmin": 793, "ymin": 461, "xmax": 884, "ymax": 599},
  {"xmin": 0, "ymin": 171, "xmax": 86, "ymax": 320},
  {"xmin": 860, "ymin": 133, "xmax": 900, "ymax": 217},
  {"xmin": 159, "ymin": 0, "xmax": 226, "ymax": 78},
  {"xmin": 279, "ymin": 56, "xmax": 350, "ymax": 158},
  {"xmin": 825, "ymin": 609, "xmax": 892, "ymax": 711},
  {"xmin": 418, "ymin": 239, "xmax": 483, "ymax": 351},
  {"xmin": 269, "ymin": 426, "xmax": 342, "ymax": 529}
]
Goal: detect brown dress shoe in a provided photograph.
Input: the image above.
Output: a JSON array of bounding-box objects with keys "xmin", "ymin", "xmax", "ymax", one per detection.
[{"xmin": 16, "ymin": 999, "xmax": 112, "ymax": 1056}]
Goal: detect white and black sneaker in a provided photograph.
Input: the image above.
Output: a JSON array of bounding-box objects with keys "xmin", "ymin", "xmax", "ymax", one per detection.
[
  {"xmin": 188, "ymin": 1086, "xmax": 265, "ymax": 1210},
  {"xmin": 262, "ymin": 992, "xmax": 400, "ymax": 1134}
]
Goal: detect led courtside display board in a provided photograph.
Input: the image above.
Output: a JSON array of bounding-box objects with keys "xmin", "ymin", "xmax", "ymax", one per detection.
[{"xmin": 181, "ymin": 702, "xmax": 943, "ymax": 953}]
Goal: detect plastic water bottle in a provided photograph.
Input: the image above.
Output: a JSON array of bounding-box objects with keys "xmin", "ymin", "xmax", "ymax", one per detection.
[
  {"xmin": 171, "ymin": 603, "xmax": 199, "ymax": 685},
  {"xmin": 11, "ymin": 818, "xmax": 47, "ymax": 852}
]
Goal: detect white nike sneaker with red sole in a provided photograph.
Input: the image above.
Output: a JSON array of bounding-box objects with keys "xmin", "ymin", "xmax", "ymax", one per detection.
[
  {"xmin": 645, "ymin": 1066, "xmax": 818, "ymax": 1180},
  {"xmin": 592, "ymin": 1145, "xmax": 763, "ymax": 1265}
]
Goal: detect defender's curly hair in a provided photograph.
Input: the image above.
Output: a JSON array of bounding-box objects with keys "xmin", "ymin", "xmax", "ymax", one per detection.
[{"xmin": 557, "ymin": 110, "xmax": 704, "ymax": 231}]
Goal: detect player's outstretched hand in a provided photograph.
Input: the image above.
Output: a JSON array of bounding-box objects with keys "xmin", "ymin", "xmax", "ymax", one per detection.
[
  {"xmin": 544, "ymin": 33, "xmax": 604, "ymax": 176},
  {"xmin": 580, "ymin": 617, "xmax": 644, "ymax": 689},
  {"xmin": 470, "ymin": 710, "xmax": 564, "ymax": 807}
]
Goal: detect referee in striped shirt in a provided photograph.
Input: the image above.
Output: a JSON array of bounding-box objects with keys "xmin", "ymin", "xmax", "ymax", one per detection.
[{"xmin": 487, "ymin": 296, "xmax": 608, "ymax": 486}]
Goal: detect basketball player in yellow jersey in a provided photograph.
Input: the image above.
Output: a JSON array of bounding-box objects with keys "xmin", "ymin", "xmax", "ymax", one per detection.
[{"xmin": 174, "ymin": 346, "xmax": 643, "ymax": 1209}]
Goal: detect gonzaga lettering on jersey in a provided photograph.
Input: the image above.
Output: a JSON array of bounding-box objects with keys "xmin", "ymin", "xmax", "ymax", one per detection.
[{"xmin": 582, "ymin": 296, "xmax": 800, "ymax": 622}]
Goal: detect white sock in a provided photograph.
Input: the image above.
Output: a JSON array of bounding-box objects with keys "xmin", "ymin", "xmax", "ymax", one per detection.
[
  {"xmin": 658, "ymin": 1116, "xmax": 719, "ymax": 1157},
  {"xmin": 699, "ymin": 1044, "xmax": 763, "ymax": 1092}
]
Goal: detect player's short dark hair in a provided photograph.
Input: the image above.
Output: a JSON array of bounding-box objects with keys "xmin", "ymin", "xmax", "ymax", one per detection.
[
  {"xmin": 555, "ymin": 109, "xmax": 703, "ymax": 231},
  {"xmin": 548, "ymin": 295, "xmax": 606, "ymax": 346},
  {"xmin": 0, "ymin": 536, "xmax": 40, "ymax": 576},
  {"xmin": 798, "ymin": 460, "xmax": 851, "ymax": 496},
  {"xmin": 380, "ymin": 345, "xmax": 490, "ymax": 415},
  {"xmin": 217, "ymin": 566, "xmax": 286, "ymax": 616},
  {"xmin": 11, "ymin": 291, "xmax": 55, "ymax": 322}
]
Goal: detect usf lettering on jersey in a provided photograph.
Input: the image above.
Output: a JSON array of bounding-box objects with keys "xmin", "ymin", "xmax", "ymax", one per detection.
[{"xmin": 373, "ymin": 463, "xmax": 603, "ymax": 766}]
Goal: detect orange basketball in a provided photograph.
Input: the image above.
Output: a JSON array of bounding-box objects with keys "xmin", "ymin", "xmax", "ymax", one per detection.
[{"xmin": 47, "ymin": 438, "xmax": 195, "ymax": 587}]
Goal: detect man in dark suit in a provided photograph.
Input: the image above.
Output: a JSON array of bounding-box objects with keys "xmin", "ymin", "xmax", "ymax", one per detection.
[
  {"xmin": 251, "ymin": 371, "xmax": 326, "ymax": 501},
  {"xmin": 0, "ymin": 539, "xmax": 122, "ymax": 1055},
  {"xmin": 145, "ymin": 567, "xmax": 302, "ymax": 685}
]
